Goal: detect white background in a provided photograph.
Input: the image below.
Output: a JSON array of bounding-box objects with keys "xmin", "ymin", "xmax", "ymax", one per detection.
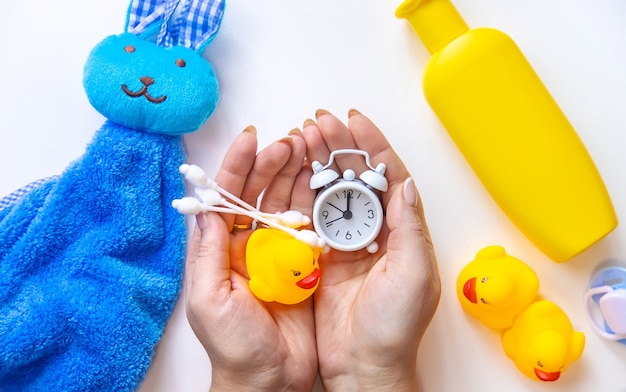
[{"xmin": 2, "ymin": 0, "xmax": 626, "ymax": 391}]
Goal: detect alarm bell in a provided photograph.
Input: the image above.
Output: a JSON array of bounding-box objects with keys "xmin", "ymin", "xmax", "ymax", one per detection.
[
  {"xmin": 359, "ymin": 163, "xmax": 388, "ymax": 192},
  {"xmin": 310, "ymin": 160, "xmax": 339, "ymax": 189}
]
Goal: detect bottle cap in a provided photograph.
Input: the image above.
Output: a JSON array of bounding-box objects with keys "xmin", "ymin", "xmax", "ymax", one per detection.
[{"xmin": 396, "ymin": 0, "xmax": 469, "ymax": 54}]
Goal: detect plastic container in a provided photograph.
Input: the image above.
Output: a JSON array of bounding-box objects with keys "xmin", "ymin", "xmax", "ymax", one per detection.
[{"xmin": 396, "ymin": 0, "xmax": 617, "ymax": 262}]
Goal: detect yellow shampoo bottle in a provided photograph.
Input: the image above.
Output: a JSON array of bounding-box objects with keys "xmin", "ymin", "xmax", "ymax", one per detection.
[{"xmin": 396, "ymin": 0, "xmax": 617, "ymax": 262}]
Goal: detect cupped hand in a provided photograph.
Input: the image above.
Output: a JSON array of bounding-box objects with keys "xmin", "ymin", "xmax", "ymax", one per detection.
[
  {"xmin": 185, "ymin": 127, "xmax": 318, "ymax": 392},
  {"xmin": 303, "ymin": 110, "xmax": 441, "ymax": 392}
]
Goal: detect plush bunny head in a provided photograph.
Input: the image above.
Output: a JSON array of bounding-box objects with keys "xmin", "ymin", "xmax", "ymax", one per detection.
[{"xmin": 83, "ymin": 0, "xmax": 224, "ymax": 135}]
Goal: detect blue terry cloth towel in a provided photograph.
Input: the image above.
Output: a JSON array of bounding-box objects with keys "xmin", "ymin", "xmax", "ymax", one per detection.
[
  {"xmin": 0, "ymin": 121, "xmax": 187, "ymax": 391},
  {"xmin": 0, "ymin": 0, "xmax": 224, "ymax": 388}
]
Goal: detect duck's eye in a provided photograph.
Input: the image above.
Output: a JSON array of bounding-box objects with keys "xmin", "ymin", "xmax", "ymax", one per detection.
[
  {"xmin": 176, "ymin": 59, "xmax": 186, "ymax": 67},
  {"xmin": 481, "ymin": 277, "xmax": 488, "ymax": 283},
  {"xmin": 312, "ymin": 258, "xmax": 316, "ymax": 265},
  {"xmin": 537, "ymin": 361, "xmax": 544, "ymax": 368},
  {"xmin": 124, "ymin": 45, "xmax": 136, "ymax": 53},
  {"xmin": 292, "ymin": 270, "xmax": 301, "ymax": 277},
  {"xmin": 480, "ymin": 298, "xmax": 488, "ymax": 304}
]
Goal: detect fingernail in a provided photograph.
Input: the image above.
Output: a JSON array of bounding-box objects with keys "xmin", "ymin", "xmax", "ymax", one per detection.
[
  {"xmin": 242, "ymin": 125, "xmax": 257, "ymax": 135},
  {"xmin": 196, "ymin": 212, "xmax": 209, "ymax": 230},
  {"xmin": 348, "ymin": 108, "xmax": 361, "ymax": 118},
  {"xmin": 403, "ymin": 177, "xmax": 418, "ymax": 207},
  {"xmin": 303, "ymin": 118, "xmax": 316, "ymax": 128},
  {"xmin": 315, "ymin": 108, "xmax": 331, "ymax": 119},
  {"xmin": 288, "ymin": 127, "xmax": 302, "ymax": 136},
  {"xmin": 278, "ymin": 136, "xmax": 293, "ymax": 145}
]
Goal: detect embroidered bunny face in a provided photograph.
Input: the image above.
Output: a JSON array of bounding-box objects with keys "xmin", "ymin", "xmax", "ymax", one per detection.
[
  {"xmin": 82, "ymin": 0, "xmax": 224, "ymax": 135},
  {"xmin": 83, "ymin": 33, "xmax": 218, "ymax": 135}
]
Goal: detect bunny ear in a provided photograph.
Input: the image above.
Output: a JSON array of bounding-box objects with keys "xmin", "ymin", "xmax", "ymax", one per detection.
[
  {"xmin": 124, "ymin": 0, "xmax": 225, "ymax": 51},
  {"xmin": 125, "ymin": 0, "xmax": 179, "ymax": 43},
  {"xmin": 177, "ymin": 0, "xmax": 225, "ymax": 52}
]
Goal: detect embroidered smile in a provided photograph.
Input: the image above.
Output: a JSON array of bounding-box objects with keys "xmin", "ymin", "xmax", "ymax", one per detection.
[{"xmin": 122, "ymin": 76, "xmax": 167, "ymax": 104}]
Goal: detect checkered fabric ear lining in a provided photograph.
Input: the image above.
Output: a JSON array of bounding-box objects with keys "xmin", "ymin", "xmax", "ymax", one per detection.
[
  {"xmin": 127, "ymin": 0, "xmax": 168, "ymax": 37},
  {"xmin": 0, "ymin": 176, "xmax": 59, "ymax": 212},
  {"xmin": 178, "ymin": 0, "xmax": 225, "ymax": 50},
  {"xmin": 127, "ymin": 0, "xmax": 225, "ymax": 51}
]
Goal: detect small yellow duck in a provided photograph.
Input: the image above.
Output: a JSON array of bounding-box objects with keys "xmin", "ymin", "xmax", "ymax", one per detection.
[
  {"xmin": 246, "ymin": 228, "xmax": 322, "ymax": 305},
  {"xmin": 502, "ymin": 300, "xmax": 585, "ymax": 382},
  {"xmin": 456, "ymin": 246, "xmax": 539, "ymax": 329}
]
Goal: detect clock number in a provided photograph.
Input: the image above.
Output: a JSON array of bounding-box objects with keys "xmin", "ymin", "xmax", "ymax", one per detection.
[
  {"xmin": 345, "ymin": 231, "xmax": 352, "ymax": 241},
  {"xmin": 322, "ymin": 210, "xmax": 329, "ymax": 219},
  {"xmin": 367, "ymin": 209, "xmax": 374, "ymax": 219}
]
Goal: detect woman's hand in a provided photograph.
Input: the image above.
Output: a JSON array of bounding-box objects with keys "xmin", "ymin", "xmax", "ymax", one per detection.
[
  {"xmin": 185, "ymin": 127, "xmax": 318, "ymax": 392},
  {"xmin": 303, "ymin": 110, "xmax": 441, "ymax": 392}
]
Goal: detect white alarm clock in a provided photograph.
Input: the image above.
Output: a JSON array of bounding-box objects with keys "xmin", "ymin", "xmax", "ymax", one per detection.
[{"xmin": 310, "ymin": 149, "xmax": 388, "ymax": 253}]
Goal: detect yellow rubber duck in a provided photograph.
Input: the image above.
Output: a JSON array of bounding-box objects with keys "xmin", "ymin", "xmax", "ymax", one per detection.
[
  {"xmin": 246, "ymin": 228, "xmax": 322, "ymax": 305},
  {"xmin": 502, "ymin": 300, "xmax": 585, "ymax": 382},
  {"xmin": 456, "ymin": 246, "xmax": 539, "ymax": 329}
]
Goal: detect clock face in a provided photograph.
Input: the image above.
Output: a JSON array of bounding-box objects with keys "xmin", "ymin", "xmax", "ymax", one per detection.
[{"xmin": 313, "ymin": 180, "xmax": 383, "ymax": 251}]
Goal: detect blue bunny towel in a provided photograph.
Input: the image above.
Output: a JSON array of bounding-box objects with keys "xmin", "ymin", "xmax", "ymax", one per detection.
[{"xmin": 0, "ymin": 0, "xmax": 224, "ymax": 390}]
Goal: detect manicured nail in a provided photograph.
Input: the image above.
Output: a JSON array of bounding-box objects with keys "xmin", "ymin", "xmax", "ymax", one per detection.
[
  {"xmin": 303, "ymin": 118, "xmax": 316, "ymax": 128},
  {"xmin": 288, "ymin": 127, "xmax": 302, "ymax": 136},
  {"xmin": 242, "ymin": 125, "xmax": 257, "ymax": 134},
  {"xmin": 348, "ymin": 108, "xmax": 361, "ymax": 118},
  {"xmin": 196, "ymin": 212, "xmax": 209, "ymax": 230},
  {"xmin": 403, "ymin": 177, "xmax": 418, "ymax": 207},
  {"xmin": 278, "ymin": 136, "xmax": 293, "ymax": 145},
  {"xmin": 315, "ymin": 108, "xmax": 331, "ymax": 119}
]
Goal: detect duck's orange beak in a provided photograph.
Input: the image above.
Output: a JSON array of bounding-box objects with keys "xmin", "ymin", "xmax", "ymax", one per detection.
[
  {"xmin": 296, "ymin": 268, "xmax": 320, "ymax": 289},
  {"xmin": 535, "ymin": 368, "xmax": 560, "ymax": 382},
  {"xmin": 463, "ymin": 277, "xmax": 477, "ymax": 303}
]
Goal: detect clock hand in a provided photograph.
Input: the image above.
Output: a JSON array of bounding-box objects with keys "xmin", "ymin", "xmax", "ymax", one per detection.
[
  {"xmin": 344, "ymin": 190, "xmax": 353, "ymax": 220},
  {"xmin": 325, "ymin": 215, "xmax": 344, "ymax": 227},
  {"xmin": 326, "ymin": 202, "xmax": 345, "ymax": 214}
]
